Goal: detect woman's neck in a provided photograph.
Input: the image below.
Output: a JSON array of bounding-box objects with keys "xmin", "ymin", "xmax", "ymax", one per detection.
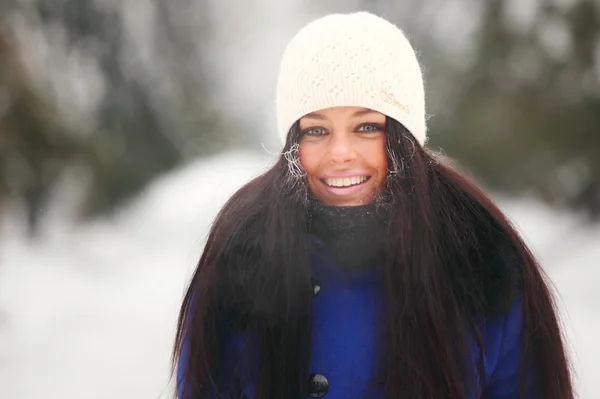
[{"xmin": 307, "ymin": 201, "xmax": 389, "ymax": 271}]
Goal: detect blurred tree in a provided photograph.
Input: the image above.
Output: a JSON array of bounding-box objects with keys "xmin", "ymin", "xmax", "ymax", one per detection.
[
  {"xmin": 153, "ymin": 0, "xmax": 241, "ymax": 156},
  {"xmin": 1, "ymin": 0, "xmax": 236, "ymax": 233},
  {"xmin": 33, "ymin": 0, "xmax": 184, "ymax": 215},
  {"xmin": 0, "ymin": 25, "xmax": 104, "ymax": 236},
  {"xmin": 432, "ymin": 0, "xmax": 600, "ymax": 219}
]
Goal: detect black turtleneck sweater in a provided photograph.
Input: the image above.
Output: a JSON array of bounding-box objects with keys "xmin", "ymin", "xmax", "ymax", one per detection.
[{"xmin": 307, "ymin": 201, "xmax": 390, "ymax": 271}]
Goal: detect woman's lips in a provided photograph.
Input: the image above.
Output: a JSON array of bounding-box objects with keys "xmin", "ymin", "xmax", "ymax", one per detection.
[{"xmin": 319, "ymin": 176, "xmax": 371, "ymax": 197}]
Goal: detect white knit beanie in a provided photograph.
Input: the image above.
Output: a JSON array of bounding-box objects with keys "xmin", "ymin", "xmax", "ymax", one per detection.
[{"xmin": 276, "ymin": 11, "xmax": 427, "ymax": 146}]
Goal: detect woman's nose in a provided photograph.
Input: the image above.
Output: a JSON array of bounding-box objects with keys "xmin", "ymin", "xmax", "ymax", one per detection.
[{"xmin": 328, "ymin": 131, "xmax": 358, "ymax": 164}]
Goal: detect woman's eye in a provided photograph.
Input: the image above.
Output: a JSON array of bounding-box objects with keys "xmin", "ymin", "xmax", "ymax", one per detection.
[
  {"xmin": 303, "ymin": 127, "xmax": 326, "ymax": 136},
  {"xmin": 357, "ymin": 124, "xmax": 382, "ymax": 133}
]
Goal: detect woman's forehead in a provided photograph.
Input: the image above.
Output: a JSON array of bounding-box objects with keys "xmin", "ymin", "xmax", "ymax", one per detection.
[{"xmin": 301, "ymin": 107, "xmax": 385, "ymax": 121}]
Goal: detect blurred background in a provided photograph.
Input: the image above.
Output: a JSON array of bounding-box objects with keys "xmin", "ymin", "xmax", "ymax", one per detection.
[{"xmin": 0, "ymin": 0, "xmax": 598, "ymax": 397}]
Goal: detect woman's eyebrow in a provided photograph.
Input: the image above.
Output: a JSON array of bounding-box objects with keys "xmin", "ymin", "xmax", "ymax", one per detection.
[
  {"xmin": 303, "ymin": 112, "xmax": 327, "ymax": 120},
  {"xmin": 303, "ymin": 109, "xmax": 379, "ymax": 120}
]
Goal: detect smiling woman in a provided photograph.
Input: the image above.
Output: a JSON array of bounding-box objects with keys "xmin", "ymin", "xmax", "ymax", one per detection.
[
  {"xmin": 173, "ymin": 11, "xmax": 574, "ymax": 399},
  {"xmin": 298, "ymin": 107, "xmax": 388, "ymax": 206}
]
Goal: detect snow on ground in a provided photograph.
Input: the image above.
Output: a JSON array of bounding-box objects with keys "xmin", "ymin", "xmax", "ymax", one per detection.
[{"xmin": 0, "ymin": 150, "xmax": 597, "ymax": 398}]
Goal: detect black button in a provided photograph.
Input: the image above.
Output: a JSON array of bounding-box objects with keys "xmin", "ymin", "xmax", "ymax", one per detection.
[
  {"xmin": 312, "ymin": 277, "xmax": 321, "ymax": 296},
  {"xmin": 308, "ymin": 373, "xmax": 329, "ymax": 397}
]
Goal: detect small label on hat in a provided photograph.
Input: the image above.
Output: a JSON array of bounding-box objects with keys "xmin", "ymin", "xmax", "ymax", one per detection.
[{"xmin": 380, "ymin": 90, "xmax": 410, "ymax": 113}]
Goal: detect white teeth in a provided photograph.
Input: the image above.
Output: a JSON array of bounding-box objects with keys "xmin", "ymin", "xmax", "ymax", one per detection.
[{"xmin": 324, "ymin": 176, "xmax": 368, "ymax": 187}]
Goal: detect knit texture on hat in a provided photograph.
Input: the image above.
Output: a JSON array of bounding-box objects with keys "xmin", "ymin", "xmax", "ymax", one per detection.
[{"xmin": 276, "ymin": 11, "xmax": 427, "ymax": 146}]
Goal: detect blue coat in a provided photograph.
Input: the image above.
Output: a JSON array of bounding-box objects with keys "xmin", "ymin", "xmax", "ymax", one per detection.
[{"xmin": 178, "ymin": 239, "xmax": 532, "ymax": 398}]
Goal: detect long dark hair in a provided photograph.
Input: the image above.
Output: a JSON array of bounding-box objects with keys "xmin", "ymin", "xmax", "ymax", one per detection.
[{"xmin": 172, "ymin": 118, "xmax": 574, "ymax": 398}]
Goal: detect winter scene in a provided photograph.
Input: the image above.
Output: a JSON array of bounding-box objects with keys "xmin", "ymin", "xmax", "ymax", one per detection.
[{"xmin": 1, "ymin": 0, "xmax": 599, "ymax": 398}]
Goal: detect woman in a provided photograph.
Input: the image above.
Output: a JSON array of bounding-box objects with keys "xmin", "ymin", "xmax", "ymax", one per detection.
[{"xmin": 173, "ymin": 12, "xmax": 574, "ymax": 399}]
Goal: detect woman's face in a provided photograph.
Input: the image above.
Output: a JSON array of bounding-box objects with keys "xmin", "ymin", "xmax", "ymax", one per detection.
[{"xmin": 298, "ymin": 106, "xmax": 388, "ymax": 206}]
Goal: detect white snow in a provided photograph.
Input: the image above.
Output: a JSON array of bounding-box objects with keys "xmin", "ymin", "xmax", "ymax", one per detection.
[{"xmin": 0, "ymin": 151, "xmax": 597, "ymax": 398}]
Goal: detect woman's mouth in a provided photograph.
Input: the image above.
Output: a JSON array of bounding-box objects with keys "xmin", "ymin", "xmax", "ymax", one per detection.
[
  {"xmin": 319, "ymin": 176, "xmax": 371, "ymax": 197},
  {"xmin": 322, "ymin": 176, "xmax": 370, "ymax": 188}
]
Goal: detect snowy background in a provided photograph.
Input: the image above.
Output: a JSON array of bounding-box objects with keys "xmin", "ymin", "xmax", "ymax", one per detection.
[
  {"xmin": 0, "ymin": 150, "xmax": 598, "ymax": 399},
  {"xmin": 1, "ymin": 0, "xmax": 599, "ymax": 397}
]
